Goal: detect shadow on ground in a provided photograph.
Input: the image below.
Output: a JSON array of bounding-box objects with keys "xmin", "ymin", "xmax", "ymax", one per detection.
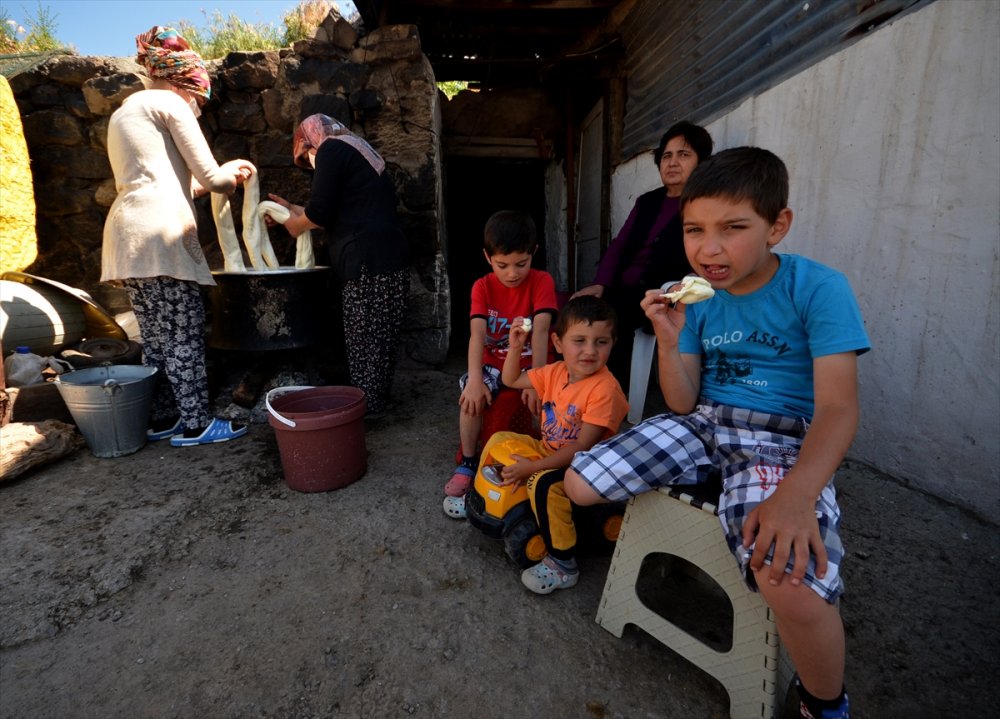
[{"xmin": 1, "ymin": 363, "xmax": 998, "ymax": 718}]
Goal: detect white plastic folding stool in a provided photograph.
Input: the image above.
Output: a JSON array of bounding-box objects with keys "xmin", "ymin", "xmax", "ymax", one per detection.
[
  {"xmin": 596, "ymin": 486, "xmax": 794, "ymax": 719},
  {"xmin": 627, "ymin": 328, "xmax": 657, "ymax": 424}
]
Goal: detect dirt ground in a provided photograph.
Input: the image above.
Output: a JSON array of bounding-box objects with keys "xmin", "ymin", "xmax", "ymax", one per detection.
[{"xmin": 1, "ymin": 355, "xmax": 998, "ymax": 719}]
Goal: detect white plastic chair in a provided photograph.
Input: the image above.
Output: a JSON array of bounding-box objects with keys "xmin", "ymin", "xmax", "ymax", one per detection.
[{"xmin": 627, "ymin": 329, "xmax": 657, "ymax": 424}]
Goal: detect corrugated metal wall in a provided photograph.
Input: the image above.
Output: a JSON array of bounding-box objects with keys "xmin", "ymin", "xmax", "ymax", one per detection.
[{"xmin": 618, "ymin": 0, "xmax": 932, "ymax": 159}]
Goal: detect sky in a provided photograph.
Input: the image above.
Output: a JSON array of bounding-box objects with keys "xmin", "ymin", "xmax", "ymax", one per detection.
[{"xmin": 1, "ymin": 0, "xmax": 357, "ymax": 57}]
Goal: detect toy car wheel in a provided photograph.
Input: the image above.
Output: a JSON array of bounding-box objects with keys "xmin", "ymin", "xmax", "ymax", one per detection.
[
  {"xmin": 597, "ymin": 502, "xmax": 627, "ymax": 543},
  {"xmin": 503, "ymin": 515, "xmax": 544, "ymax": 569},
  {"xmin": 575, "ymin": 502, "xmax": 627, "ymax": 550}
]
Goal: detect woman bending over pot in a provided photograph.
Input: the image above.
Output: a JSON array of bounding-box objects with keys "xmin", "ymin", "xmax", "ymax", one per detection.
[{"xmin": 267, "ymin": 114, "xmax": 409, "ymax": 417}]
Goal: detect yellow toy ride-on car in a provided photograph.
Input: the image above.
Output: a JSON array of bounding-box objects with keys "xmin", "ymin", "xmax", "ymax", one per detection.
[
  {"xmin": 464, "ymin": 436, "xmax": 625, "ymax": 569},
  {"xmin": 465, "ymin": 437, "xmax": 547, "ymax": 569}
]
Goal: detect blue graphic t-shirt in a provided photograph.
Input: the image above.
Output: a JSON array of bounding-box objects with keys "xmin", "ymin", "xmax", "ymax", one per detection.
[{"xmin": 678, "ymin": 254, "xmax": 871, "ymax": 419}]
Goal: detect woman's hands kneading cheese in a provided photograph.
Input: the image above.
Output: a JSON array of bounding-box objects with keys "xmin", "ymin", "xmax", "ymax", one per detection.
[
  {"xmin": 262, "ymin": 193, "xmax": 320, "ymax": 238},
  {"xmin": 192, "ymin": 160, "xmax": 252, "ymax": 198}
]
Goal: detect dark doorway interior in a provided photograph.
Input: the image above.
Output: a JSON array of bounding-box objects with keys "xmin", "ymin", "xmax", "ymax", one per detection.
[{"xmin": 444, "ymin": 156, "xmax": 547, "ymax": 356}]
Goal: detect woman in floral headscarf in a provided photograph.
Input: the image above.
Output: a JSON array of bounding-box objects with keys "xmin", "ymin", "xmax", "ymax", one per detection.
[
  {"xmin": 101, "ymin": 26, "xmax": 254, "ymax": 447},
  {"xmin": 267, "ymin": 114, "xmax": 409, "ymax": 417}
]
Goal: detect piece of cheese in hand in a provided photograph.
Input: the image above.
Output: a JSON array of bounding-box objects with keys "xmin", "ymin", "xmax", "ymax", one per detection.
[
  {"xmin": 521, "ymin": 317, "xmax": 532, "ymax": 332},
  {"xmin": 212, "ymin": 165, "xmax": 281, "ymax": 271},
  {"xmin": 661, "ymin": 275, "xmax": 715, "ymax": 304},
  {"xmin": 256, "ymin": 200, "xmax": 316, "ymax": 270},
  {"xmin": 239, "ymin": 166, "xmax": 280, "ymax": 270}
]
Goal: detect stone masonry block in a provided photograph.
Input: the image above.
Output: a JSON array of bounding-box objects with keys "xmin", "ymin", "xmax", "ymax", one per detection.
[
  {"xmin": 81, "ymin": 73, "xmax": 144, "ymax": 116},
  {"xmin": 23, "ymin": 110, "xmax": 84, "ymax": 147}
]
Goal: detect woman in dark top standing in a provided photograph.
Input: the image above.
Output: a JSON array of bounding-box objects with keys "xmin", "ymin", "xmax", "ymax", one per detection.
[
  {"xmin": 573, "ymin": 121, "xmax": 713, "ymax": 386},
  {"xmin": 268, "ymin": 114, "xmax": 409, "ymax": 416}
]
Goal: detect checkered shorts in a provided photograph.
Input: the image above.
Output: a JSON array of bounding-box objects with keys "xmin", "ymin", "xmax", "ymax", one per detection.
[
  {"xmin": 459, "ymin": 364, "xmax": 504, "ymax": 397},
  {"xmin": 570, "ymin": 401, "xmax": 845, "ymax": 602}
]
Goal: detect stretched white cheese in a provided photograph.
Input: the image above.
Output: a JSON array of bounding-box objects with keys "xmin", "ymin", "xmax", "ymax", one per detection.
[
  {"xmin": 240, "ymin": 168, "xmax": 280, "ymax": 270},
  {"xmin": 256, "ymin": 201, "xmax": 315, "ymax": 270},
  {"xmin": 212, "ymin": 191, "xmax": 246, "ymax": 272},
  {"xmin": 212, "ymin": 166, "xmax": 318, "ymax": 271},
  {"xmin": 661, "ymin": 275, "xmax": 715, "ymax": 304}
]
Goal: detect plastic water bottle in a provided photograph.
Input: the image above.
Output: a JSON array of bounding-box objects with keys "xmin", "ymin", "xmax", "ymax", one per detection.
[{"xmin": 3, "ymin": 346, "xmax": 47, "ymax": 387}]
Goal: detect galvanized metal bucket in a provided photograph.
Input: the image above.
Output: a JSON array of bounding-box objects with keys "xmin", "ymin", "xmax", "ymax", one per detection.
[{"xmin": 55, "ymin": 365, "xmax": 158, "ymax": 458}]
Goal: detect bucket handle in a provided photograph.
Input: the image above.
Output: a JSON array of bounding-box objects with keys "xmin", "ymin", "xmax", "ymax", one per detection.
[
  {"xmin": 102, "ymin": 379, "xmax": 123, "ymax": 395},
  {"xmin": 265, "ymin": 386, "xmax": 314, "ymax": 428}
]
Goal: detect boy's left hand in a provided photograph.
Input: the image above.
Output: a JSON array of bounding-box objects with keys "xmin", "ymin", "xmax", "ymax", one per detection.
[
  {"xmin": 744, "ymin": 352, "xmax": 858, "ymax": 587},
  {"xmin": 742, "ymin": 480, "xmax": 828, "ymax": 587},
  {"xmin": 499, "ymin": 455, "xmax": 535, "ymax": 486}
]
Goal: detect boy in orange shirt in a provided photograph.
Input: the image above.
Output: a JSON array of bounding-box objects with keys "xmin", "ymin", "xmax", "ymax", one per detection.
[{"xmin": 445, "ymin": 296, "xmax": 628, "ymax": 593}]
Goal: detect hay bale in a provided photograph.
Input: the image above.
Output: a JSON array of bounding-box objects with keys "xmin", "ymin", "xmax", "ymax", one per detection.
[{"xmin": 0, "ymin": 75, "xmax": 38, "ymax": 273}]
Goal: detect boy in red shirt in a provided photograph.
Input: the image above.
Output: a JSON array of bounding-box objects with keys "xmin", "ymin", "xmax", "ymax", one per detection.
[{"xmin": 443, "ymin": 211, "xmax": 560, "ymax": 500}]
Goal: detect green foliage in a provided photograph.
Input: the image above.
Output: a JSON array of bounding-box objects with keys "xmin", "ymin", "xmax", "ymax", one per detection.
[
  {"xmin": 1, "ymin": 2, "xmax": 70, "ymax": 53},
  {"xmin": 0, "ymin": 11, "xmax": 20, "ymax": 53},
  {"xmin": 283, "ymin": 0, "xmax": 335, "ymax": 46},
  {"xmin": 22, "ymin": 2, "xmax": 62, "ymax": 51},
  {"xmin": 174, "ymin": 1, "xmax": 342, "ymax": 59},
  {"xmin": 178, "ymin": 12, "xmax": 285, "ymax": 59},
  {"xmin": 437, "ymin": 81, "xmax": 470, "ymax": 100},
  {"xmin": 0, "ymin": 0, "xmax": 348, "ymax": 59}
]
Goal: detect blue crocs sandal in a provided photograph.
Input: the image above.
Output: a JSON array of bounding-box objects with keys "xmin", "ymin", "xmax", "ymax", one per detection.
[
  {"xmin": 147, "ymin": 417, "xmax": 183, "ymax": 441},
  {"xmin": 170, "ymin": 418, "xmax": 247, "ymax": 447}
]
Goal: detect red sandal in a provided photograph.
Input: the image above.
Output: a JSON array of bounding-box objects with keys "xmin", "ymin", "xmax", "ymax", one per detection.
[{"xmin": 444, "ymin": 467, "xmax": 475, "ymax": 496}]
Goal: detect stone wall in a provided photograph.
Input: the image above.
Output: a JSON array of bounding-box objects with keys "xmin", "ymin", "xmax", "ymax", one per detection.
[{"xmin": 8, "ymin": 19, "xmax": 449, "ymax": 365}]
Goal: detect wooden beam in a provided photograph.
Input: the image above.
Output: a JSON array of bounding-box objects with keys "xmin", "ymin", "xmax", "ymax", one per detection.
[
  {"xmin": 600, "ymin": 80, "xmax": 612, "ymax": 252},
  {"xmin": 561, "ymin": 0, "xmax": 640, "ymax": 55},
  {"xmin": 565, "ymin": 94, "xmax": 577, "ymax": 291},
  {"xmin": 607, "ymin": 75, "xmax": 626, "ymax": 167},
  {"xmin": 397, "ymin": 0, "xmax": 619, "ymax": 11},
  {"xmin": 442, "ymin": 136, "xmax": 554, "ymax": 158}
]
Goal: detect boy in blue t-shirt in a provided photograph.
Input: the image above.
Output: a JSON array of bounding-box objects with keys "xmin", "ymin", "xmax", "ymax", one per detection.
[{"xmin": 565, "ymin": 147, "xmax": 869, "ymax": 719}]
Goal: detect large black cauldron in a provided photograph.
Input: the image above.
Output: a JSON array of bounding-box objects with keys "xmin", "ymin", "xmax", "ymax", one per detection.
[{"xmin": 208, "ymin": 267, "xmax": 332, "ymax": 351}]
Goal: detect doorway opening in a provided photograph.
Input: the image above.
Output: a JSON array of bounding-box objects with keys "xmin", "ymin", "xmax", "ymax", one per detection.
[{"xmin": 443, "ymin": 156, "xmax": 547, "ymax": 356}]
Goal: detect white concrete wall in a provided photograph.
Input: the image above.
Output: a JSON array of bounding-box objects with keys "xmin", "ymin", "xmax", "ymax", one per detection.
[{"xmin": 611, "ymin": 0, "xmax": 1000, "ymax": 516}]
